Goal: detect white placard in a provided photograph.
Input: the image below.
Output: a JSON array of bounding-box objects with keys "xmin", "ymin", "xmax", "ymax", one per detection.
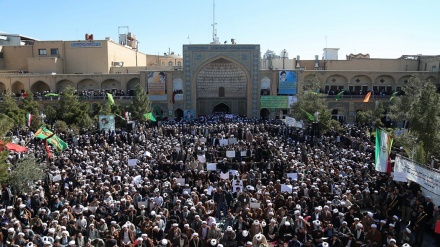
[
  {"xmin": 219, "ymin": 139, "xmax": 229, "ymax": 147},
  {"xmin": 228, "ymin": 138, "xmax": 238, "ymax": 145},
  {"xmin": 241, "ymin": 151, "xmax": 247, "ymax": 157},
  {"xmin": 220, "ymin": 172, "xmax": 229, "ymax": 180},
  {"xmin": 183, "ymin": 188, "xmax": 191, "ymax": 195},
  {"xmin": 281, "ymin": 184, "xmax": 293, "ymax": 193},
  {"xmin": 88, "ymin": 206, "xmax": 97, "ymax": 213},
  {"xmin": 198, "ymin": 155, "xmax": 206, "ymax": 163},
  {"xmin": 52, "ymin": 175, "xmax": 62, "ymax": 182},
  {"xmin": 199, "ymin": 137, "xmax": 207, "ymax": 143},
  {"xmin": 207, "ymin": 186, "xmax": 214, "ymax": 196},
  {"xmin": 144, "ymin": 151, "xmax": 152, "ymax": 157},
  {"xmin": 138, "ymin": 201, "xmax": 148, "ymax": 208},
  {"xmin": 286, "ymin": 173, "xmax": 298, "ymax": 181},
  {"xmin": 176, "ymin": 178, "xmax": 185, "ymax": 185},
  {"xmin": 393, "ymin": 171, "xmax": 407, "ymax": 182},
  {"xmin": 112, "ymin": 176, "xmax": 121, "ymax": 181},
  {"xmin": 229, "ymin": 170, "xmax": 239, "ymax": 176},
  {"xmin": 133, "ymin": 175, "xmax": 142, "ymax": 185},
  {"xmin": 207, "ymin": 163, "xmax": 217, "ymax": 171},
  {"xmin": 226, "ymin": 151, "xmax": 235, "ymax": 158},
  {"xmin": 128, "ymin": 159, "xmax": 137, "ymax": 167},
  {"xmin": 250, "ymin": 202, "xmax": 261, "ymax": 209}
]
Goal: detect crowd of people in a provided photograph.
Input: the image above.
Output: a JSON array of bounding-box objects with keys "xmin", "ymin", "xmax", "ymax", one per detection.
[{"xmin": 3, "ymin": 115, "xmax": 438, "ymax": 247}]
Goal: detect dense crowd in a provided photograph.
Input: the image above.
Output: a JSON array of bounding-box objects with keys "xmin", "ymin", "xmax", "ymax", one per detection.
[{"xmin": 3, "ymin": 115, "xmax": 438, "ymax": 247}]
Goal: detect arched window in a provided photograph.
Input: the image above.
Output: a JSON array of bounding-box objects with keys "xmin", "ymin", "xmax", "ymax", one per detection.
[
  {"xmin": 168, "ymin": 61, "xmax": 173, "ymax": 66},
  {"xmin": 219, "ymin": 87, "xmax": 225, "ymax": 97},
  {"xmin": 177, "ymin": 61, "xmax": 182, "ymax": 66}
]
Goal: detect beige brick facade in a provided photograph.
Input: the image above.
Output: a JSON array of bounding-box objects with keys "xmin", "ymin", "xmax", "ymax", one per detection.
[{"xmin": 0, "ymin": 40, "xmax": 439, "ymax": 122}]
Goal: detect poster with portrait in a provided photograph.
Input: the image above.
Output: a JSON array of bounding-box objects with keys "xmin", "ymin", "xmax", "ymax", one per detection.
[
  {"xmin": 172, "ymin": 77, "xmax": 183, "ymax": 103},
  {"xmin": 99, "ymin": 115, "xmax": 115, "ymax": 132},
  {"xmin": 278, "ymin": 70, "xmax": 297, "ymax": 95},
  {"xmin": 147, "ymin": 71, "xmax": 166, "ymax": 95},
  {"xmin": 183, "ymin": 109, "xmax": 194, "ymax": 121}
]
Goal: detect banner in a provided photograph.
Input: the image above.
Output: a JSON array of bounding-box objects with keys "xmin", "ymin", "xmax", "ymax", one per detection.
[
  {"xmin": 261, "ymin": 96, "xmax": 288, "ymax": 108},
  {"xmin": 392, "ymin": 171, "xmax": 407, "ymax": 182},
  {"xmin": 261, "ymin": 96, "xmax": 297, "ymax": 109},
  {"xmin": 172, "ymin": 78, "xmax": 183, "ymax": 103},
  {"xmin": 147, "ymin": 71, "xmax": 166, "ymax": 95},
  {"xmin": 394, "ymin": 156, "xmax": 440, "ymax": 195},
  {"xmin": 278, "ymin": 70, "xmax": 297, "ymax": 95},
  {"xmin": 99, "ymin": 115, "xmax": 115, "ymax": 132}
]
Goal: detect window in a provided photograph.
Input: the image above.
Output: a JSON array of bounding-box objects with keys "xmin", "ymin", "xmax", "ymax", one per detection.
[
  {"xmin": 432, "ymin": 66, "xmax": 437, "ymax": 72},
  {"xmin": 38, "ymin": 49, "xmax": 47, "ymax": 55},
  {"xmin": 50, "ymin": 48, "xmax": 59, "ymax": 55},
  {"xmin": 177, "ymin": 61, "xmax": 181, "ymax": 66},
  {"xmin": 219, "ymin": 87, "xmax": 225, "ymax": 97},
  {"xmin": 168, "ymin": 61, "xmax": 173, "ymax": 66}
]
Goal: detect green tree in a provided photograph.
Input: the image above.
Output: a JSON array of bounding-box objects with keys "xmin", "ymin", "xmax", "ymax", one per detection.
[
  {"xmin": 44, "ymin": 105, "xmax": 58, "ymax": 125},
  {"xmin": 128, "ymin": 84, "xmax": 152, "ymax": 121},
  {"xmin": 8, "ymin": 158, "xmax": 46, "ymax": 195},
  {"xmin": 372, "ymin": 102, "xmax": 385, "ymax": 128},
  {"xmin": 20, "ymin": 91, "xmax": 42, "ymax": 129},
  {"xmin": 290, "ymin": 74, "xmax": 335, "ymax": 133},
  {"xmin": 1, "ymin": 90, "xmax": 25, "ymax": 127},
  {"xmin": 0, "ymin": 114, "xmax": 14, "ymax": 184},
  {"xmin": 53, "ymin": 120, "xmax": 68, "ymax": 133},
  {"xmin": 58, "ymin": 86, "xmax": 94, "ymax": 129},
  {"xmin": 389, "ymin": 74, "xmax": 440, "ymax": 160},
  {"xmin": 356, "ymin": 110, "xmax": 372, "ymax": 127}
]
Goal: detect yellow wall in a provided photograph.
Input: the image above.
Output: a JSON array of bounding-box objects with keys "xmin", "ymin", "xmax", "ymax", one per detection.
[
  {"xmin": 28, "ymin": 57, "xmax": 63, "ymax": 74},
  {"xmin": 3, "ymin": 46, "xmax": 32, "ymax": 71},
  {"xmin": 320, "ymin": 59, "xmax": 419, "ymax": 71},
  {"xmin": 64, "ymin": 41, "xmax": 109, "ymax": 74}
]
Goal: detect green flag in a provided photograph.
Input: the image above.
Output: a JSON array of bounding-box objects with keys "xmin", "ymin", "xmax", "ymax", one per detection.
[
  {"xmin": 389, "ymin": 92, "xmax": 398, "ymax": 102},
  {"xmin": 300, "ymin": 109, "xmax": 315, "ymax": 122},
  {"xmin": 335, "ymin": 90, "xmax": 345, "ymax": 100},
  {"xmin": 143, "ymin": 112, "xmax": 156, "ymax": 122},
  {"xmin": 34, "ymin": 126, "xmax": 68, "ymax": 153},
  {"xmin": 106, "ymin": 93, "xmax": 115, "ymax": 105},
  {"xmin": 44, "ymin": 93, "xmax": 59, "ymax": 97}
]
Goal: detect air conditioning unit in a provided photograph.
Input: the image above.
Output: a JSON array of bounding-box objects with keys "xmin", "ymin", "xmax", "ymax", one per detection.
[{"xmin": 113, "ymin": 61, "xmax": 124, "ymax": 67}]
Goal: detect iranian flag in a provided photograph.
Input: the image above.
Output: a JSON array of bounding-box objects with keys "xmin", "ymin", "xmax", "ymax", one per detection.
[
  {"xmin": 26, "ymin": 113, "xmax": 33, "ymax": 127},
  {"xmin": 375, "ymin": 128, "xmax": 393, "ymax": 173}
]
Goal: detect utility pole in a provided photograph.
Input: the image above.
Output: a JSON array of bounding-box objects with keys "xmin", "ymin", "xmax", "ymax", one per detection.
[{"xmin": 282, "ymin": 49, "xmax": 287, "ymax": 70}]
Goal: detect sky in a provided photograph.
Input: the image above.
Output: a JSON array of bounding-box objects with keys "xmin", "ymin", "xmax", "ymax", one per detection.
[{"xmin": 2, "ymin": 0, "xmax": 439, "ymax": 60}]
